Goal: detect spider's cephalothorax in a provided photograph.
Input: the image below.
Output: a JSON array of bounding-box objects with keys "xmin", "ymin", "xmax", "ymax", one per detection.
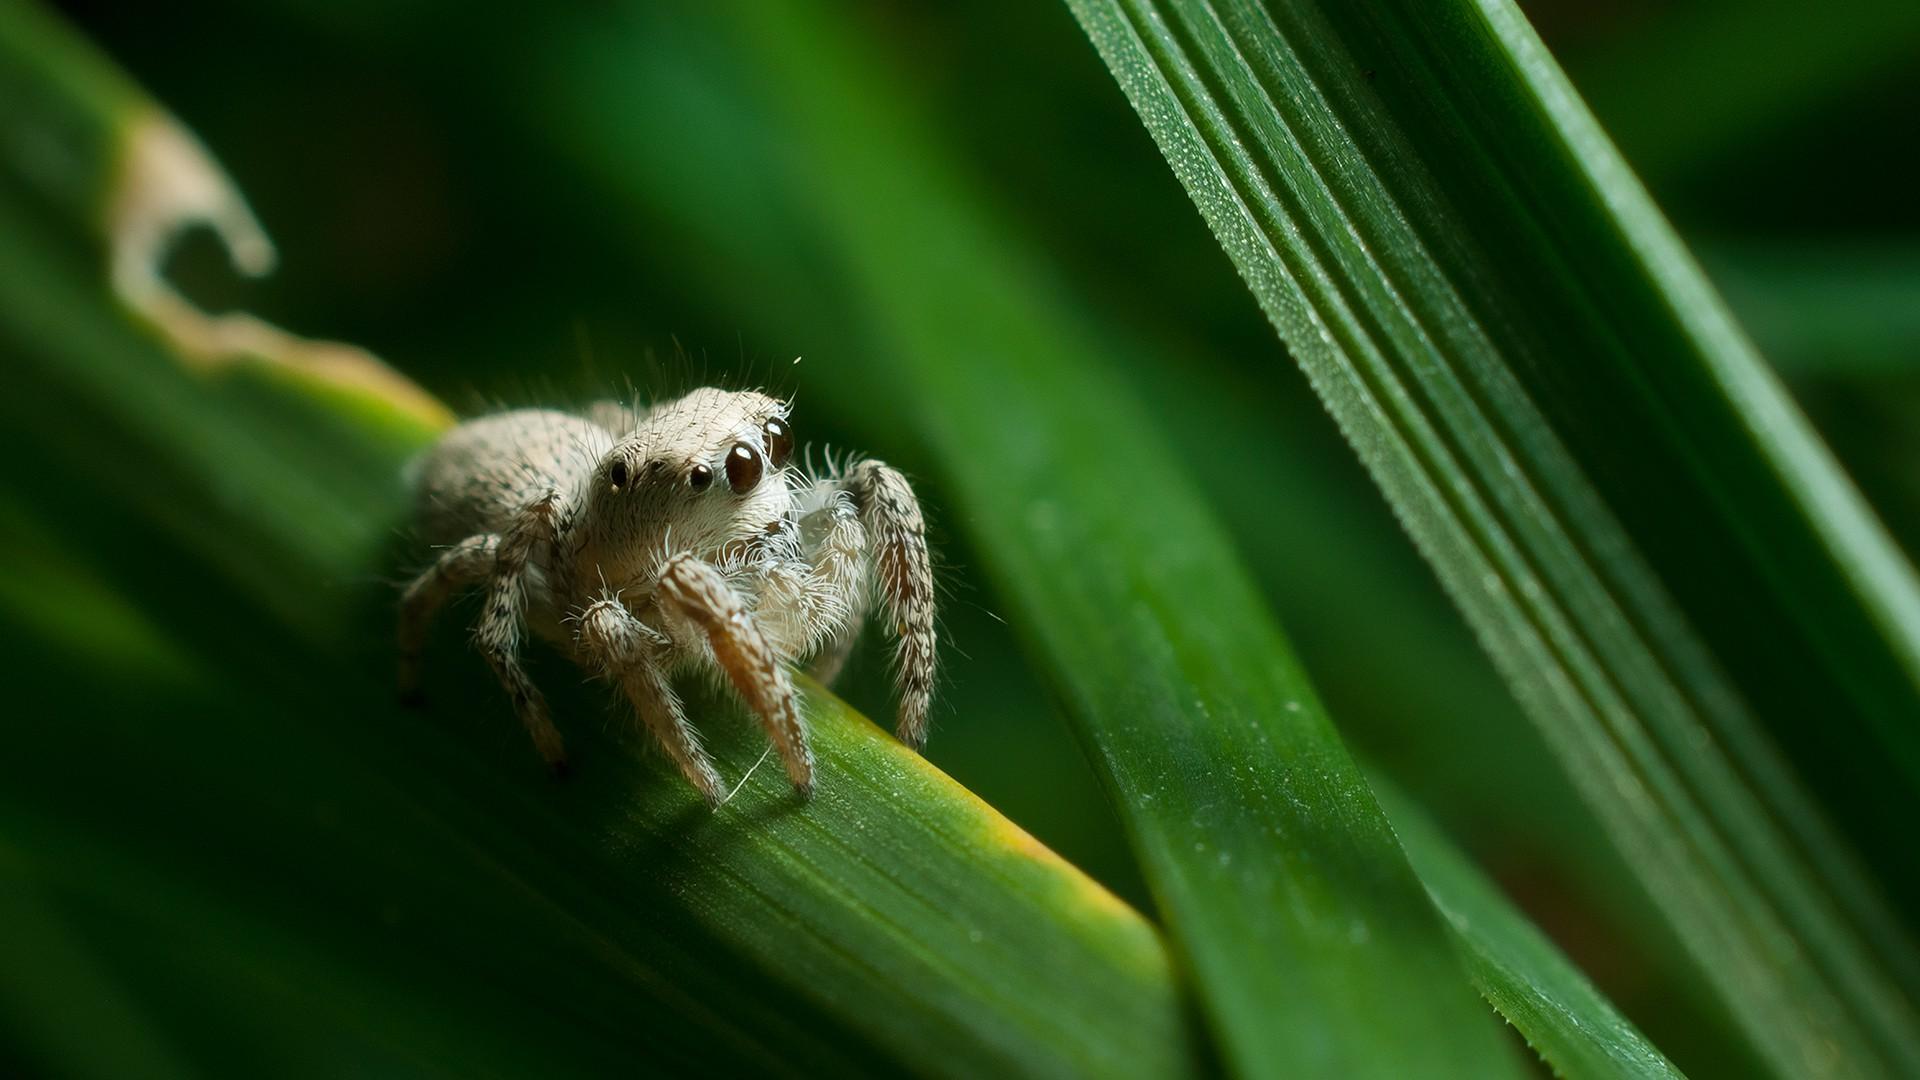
[{"xmin": 398, "ymin": 387, "xmax": 936, "ymax": 802}]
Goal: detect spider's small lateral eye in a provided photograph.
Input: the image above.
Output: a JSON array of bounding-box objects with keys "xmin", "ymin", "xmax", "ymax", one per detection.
[
  {"xmin": 609, "ymin": 460, "xmax": 630, "ymax": 489},
  {"xmin": 688, "ymin": 463, "xmax": 715, "ymax": 492},
  {"xmin": 764, "ymin": 417, "xmax": 794, "ymax": 468},
  {"xmin": 726, "ymin": 442, "xmax": 763, "ymax": 493}
]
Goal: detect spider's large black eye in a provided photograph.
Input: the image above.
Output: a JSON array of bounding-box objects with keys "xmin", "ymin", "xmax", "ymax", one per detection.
[
  {"xmin": 726, "ymin": 443, "xmax": 763, "ymax": 493},
  {"xmin": 688, "ymin": 463, "xmax": 714, "ymax": 492},
  {"xmin": 608, "ymin": 460, "xmax": 630, "ymax": 489},
  {"xmin": 764, "ymin": 417, "xmax": 794, "ymax": 468}
]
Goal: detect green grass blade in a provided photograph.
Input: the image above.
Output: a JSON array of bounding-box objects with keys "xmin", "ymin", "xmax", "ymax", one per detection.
[
  {"xmin": 1372, "ymin": 778, "xmax": 1685, "ymax": 1080},
  {"xmin": 1060, "ymin": 0, "xmax": 1920, "ymax": 1075},
  {"xmin": 0, "ymin": 14, "xmax": 1201, "ymax": 1075}
]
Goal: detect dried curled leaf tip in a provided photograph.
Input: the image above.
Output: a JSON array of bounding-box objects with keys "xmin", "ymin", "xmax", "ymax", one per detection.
[{"xmin": 107, "ymin": 110, "xmax": 453, "ymax": 430}]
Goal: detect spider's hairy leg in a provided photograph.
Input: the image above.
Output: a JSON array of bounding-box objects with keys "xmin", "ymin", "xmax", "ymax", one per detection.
[
  {"xmin": 576, "ymin": 596, "xmax": 725, "ymax": 805},
  {"xmin": 478, "ymin": 492, "xmax": 568, "ymax": 775},
  {"xmin": 657, "ymin": 552, "xmax": 815, "ymax": 797},
  {"xmin": 844, "ymin": 459, "xmax": 937, "ymax": 750},
  {"xmin": 398, "ymin": 533, "xmax": 498, "ymax": 705}
]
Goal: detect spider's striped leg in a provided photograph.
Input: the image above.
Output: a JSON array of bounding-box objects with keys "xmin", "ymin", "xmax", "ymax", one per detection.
[{"xmin": 842, "ymin": 460, "xmax": 936, "ymax": 750}]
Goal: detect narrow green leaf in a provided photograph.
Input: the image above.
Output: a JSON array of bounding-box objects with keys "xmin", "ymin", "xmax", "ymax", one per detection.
[
  {"xmin": 1060, "ymin": 0, "xmax": 1920, "ymax": 1075},
  {"xmin": 1372, "ymin": 778, "xmax": 1685, "ymax": 1080},
  {"xmin": 0, "ymin": 11, "xmax": 1202, "ymax": 1074}
]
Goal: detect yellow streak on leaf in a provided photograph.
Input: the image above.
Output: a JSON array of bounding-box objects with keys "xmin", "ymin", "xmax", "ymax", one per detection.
[{"xmin": 976, "ymin": 810, "xmax": 1148, "ymax": 930}]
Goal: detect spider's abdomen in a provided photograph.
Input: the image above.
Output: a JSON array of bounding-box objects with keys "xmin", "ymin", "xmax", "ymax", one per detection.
[{"xmin": 410, "ymin": 409, "xmax": 611, "ymax": 546}]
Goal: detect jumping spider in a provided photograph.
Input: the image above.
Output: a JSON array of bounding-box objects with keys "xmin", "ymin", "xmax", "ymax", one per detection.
[{"xmin": 398, "ymin": 388, "xmax": 936, "ymax": 802}]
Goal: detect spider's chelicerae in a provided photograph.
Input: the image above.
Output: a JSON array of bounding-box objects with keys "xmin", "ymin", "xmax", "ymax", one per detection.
[{"xmin": 397, "ymin": 387, "xmax": 936, "ymax": 802}]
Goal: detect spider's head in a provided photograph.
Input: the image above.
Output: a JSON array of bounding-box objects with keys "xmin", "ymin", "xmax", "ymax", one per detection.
[{"xmin": 591, "ymin": 388, "xmax": 797, "ymax": 557}]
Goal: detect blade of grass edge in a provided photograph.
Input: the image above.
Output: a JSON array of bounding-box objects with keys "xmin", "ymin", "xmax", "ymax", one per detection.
[
  {"xmin": 1372, "ymin": 777, "xmax": 1686, "ymax": 1080},
  {"xmin": 1059, "ymin": 1, "xmax": 1920, "ymax": 1076}
]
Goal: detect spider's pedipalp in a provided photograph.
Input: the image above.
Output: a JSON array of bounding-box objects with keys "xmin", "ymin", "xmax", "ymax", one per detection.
[{"xmin": 657, "ymin": 551, "xmax": 815, "ymax": 797}]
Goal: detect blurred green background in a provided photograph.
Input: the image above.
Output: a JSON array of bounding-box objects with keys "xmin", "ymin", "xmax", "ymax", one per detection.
[{"xmin": 6, "ymin": 0, "xmax": 1918, "ymax": 1075}]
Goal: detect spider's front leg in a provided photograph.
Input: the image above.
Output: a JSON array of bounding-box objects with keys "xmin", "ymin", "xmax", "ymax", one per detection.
[
  {"xmin": 575, "ymin": 596, "xmax": 726, "ymax": 805},
  {"xmin": 844, "ymin": 459, "xmax": 937, "ymax": 750},
  {"xmin": 657, "ymin": 552, "xmax": 815, "ymax": 797},
  {"xmin": 476, "ymin": 492, "xmax": 569, "ymax": 775}
]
